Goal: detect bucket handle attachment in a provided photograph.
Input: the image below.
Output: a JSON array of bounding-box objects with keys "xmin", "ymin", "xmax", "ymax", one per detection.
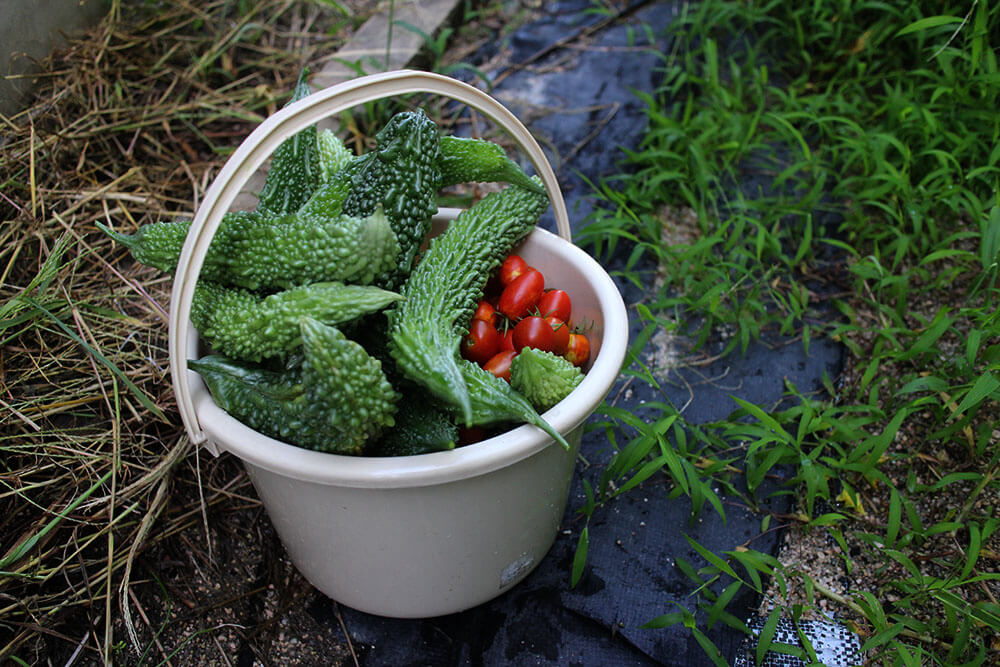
[{"xmin": 168, "ymin": 70, "xmax": 570, "ymax": 449}]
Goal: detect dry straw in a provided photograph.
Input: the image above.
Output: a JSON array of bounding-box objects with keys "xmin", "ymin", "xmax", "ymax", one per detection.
[{"xmin": 0, "ymin": 1, "xmax": 379, "ymax": 662}]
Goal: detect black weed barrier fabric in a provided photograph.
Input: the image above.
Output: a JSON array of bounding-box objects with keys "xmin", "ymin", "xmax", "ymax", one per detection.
[{"xmin": 306, "ymin": 2, "xmax": 845, "ymax": 665}]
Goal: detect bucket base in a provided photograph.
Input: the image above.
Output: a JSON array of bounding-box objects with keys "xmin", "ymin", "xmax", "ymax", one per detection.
[{"xmin": 243, "ymin": 426, "xmax": 582, "ymax": 618}]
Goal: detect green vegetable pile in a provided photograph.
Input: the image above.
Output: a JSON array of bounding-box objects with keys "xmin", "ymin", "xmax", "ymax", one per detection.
[{"xmin": 102, "ymin": 75, "xmax": 581, "ymax": 456}]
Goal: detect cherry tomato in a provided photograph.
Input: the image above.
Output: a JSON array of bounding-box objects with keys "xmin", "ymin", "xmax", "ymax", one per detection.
[
  {"xmin": 499, "ymin": 328, "xmax": 515, "ymax": 352},
  {"xmin": 473, "ymin": 300, "xmax": 498, "ymax": 327},
  {"xmin": 546, "ymin": 316, "xmax": 570, "ymax": 355},
  {"xmin": 512, "ymin": 315, "xmax": 556, "ymax": 352},
  {"xmin": 564, "ymin": 332, "xmax": 591, "ymax": 367},
  {"xmin": 461, "ymin": 319, "xmax": 502, "ymax": 364},
  {"xmin": 498, "ymin": 254, "xmax": 530, "ymax": 287},
  {"xmin": 497, "ymin": 269, "xmax": 544, "ymax": 320},
  {"xmin": 538, "ymin": 289, "xmax": 572, "ymax": 322},
  {"xmin": 483, "ymin": 350, "xmax": 517, "ymax": 382}
]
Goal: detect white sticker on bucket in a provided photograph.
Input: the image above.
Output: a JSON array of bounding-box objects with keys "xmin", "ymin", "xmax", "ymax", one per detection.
[{"xmin": 499, "ymin": 553, "xmax": 534, "ymax": 589}]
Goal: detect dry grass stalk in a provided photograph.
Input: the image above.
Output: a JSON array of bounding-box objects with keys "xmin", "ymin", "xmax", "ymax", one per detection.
[{"xmin": 1, "ymin": 1, "xmax": 376, "ymax": 662}]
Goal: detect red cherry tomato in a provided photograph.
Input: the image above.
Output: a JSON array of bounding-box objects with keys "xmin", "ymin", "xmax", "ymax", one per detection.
[
  {"xmin": 512, "ymin": 315, "xmax": 556, "ymax": 352},
  {"xmin": 498, "ymin": 254, "xmax": 530, "ymax": 287},
  {"xmin": 461, "ymin": 319, "xmax": 502, "ymax": 364},
  {"xmin": 497, "ymin": 269, "xmax": 544, "ymax": 320},
  {"xmin": 483, "ymin": 350, "xmax": 517, "ymax": 382},
  {"xmin": 473, "ymin": 300, "xmax": 498, "ymax": 327},
  {"xmin": 546, "ymin": 316, "xmax": 570, "ymax": 355},
  {"xmin": 564, "ymin": 332, "xmax": 591, "ymax": 367},
  {"xmin": 538, "ymin": 289, "xmax": 572, "ymax": 322},
  {"xmin": 499, "ymin": 328, "xmax": 515, "ymax": 352}
]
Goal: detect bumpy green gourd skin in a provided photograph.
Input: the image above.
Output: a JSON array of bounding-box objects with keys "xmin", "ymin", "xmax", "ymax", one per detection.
[
  {"xmin": 97, "ymin": 217, "xmax": 197, "ymax": 273},
  {"xmin": 387, "ymin": 180, "xmax": 548, "ymax": 423},
  {"xmin": 190, "ymin": 318, "xmax": 398, "ymax": 454},
  {"xmin": 340, "ymin": 109, "xmax": 442, "ymax": 288},
  {"xmin": 457, "ymin": 360, "xmax": 569, "ymax": 450},
  {"xmin": 369, "ymin": 394, "xmax": 457, "ymax": 457},
  {"xmin": 104, "ymin": 206, "xmax": 398, "ymax": 289},
  {"xmin": 191, "ymin": 281, "xmax": 401, "ymax": 362},
  {"xmin": 256, "ymin": 72, "xmax": 322, "ymax": 215},
  {"xmin": 208, "ymin": 207, "xmax": 399, "ymax": 289},
  {"xmin": 317, "ymin": 129, "xmax": 354, "ymax": 182},
  {"xmin": 439, "ymin": 135, "xmax": 545, "ymax": 196},
  {"xmin": 510, "ymin": 347, "xmax": 584, "ymax": 412},
  {"xmin": 298, "ymin": 317, "xmax": 398, "ymax": 452},
  {"xmin": 189, "ymin": 355, "xmax": 311, "ymax": 441},
  {"xmin": 104, "ymin": 110, "xmax": 438, "ymax": 289}
]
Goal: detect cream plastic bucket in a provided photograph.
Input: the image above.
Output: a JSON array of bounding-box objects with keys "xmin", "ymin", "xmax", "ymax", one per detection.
[{"xmin": 167, "ymin": 71, "xmax": 628, "ymax": 617}]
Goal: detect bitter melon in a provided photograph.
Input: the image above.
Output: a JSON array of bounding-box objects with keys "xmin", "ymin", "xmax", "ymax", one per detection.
[
  {"xmin": 255, "ymin": 71, "xmax": 322, "ymax": 216},
  {"xmin": 317, "ymin": 129, "xmax": 354, "ymax": 182},
  {"xmin": 510, "ymin": 346, "xmax": 584, "ymax": 412},
  {"xmin": 439, "ymin": 135, "xmax": 545, "ymax": 195},
  {"xmin": 190, "ymin": 317, "xmax": 398, "ymax": 454},
  {"xmin": 100, "ymin": 205, "xmax": 399, "ymax": 289},
  {"xmin": 387, "ymin": 179, "xmax": 549, "ymax": 423},
  {"xmin": 368, "ymin": 393, "xmax": 457, "ymax": 457},
  {"xmin": 191, "ymin": 281, "xmax": 401, "ymax": 362},
  {"xmin": 458, "ymin": 359, "xmax": 569, "ymax": 450},
  {"xmin": 338, "ymin": 109, "xmax": 442, "ymax": 288}
]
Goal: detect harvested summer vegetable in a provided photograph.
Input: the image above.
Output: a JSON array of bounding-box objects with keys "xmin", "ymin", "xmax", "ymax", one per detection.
[
  {"xmin": 439, "ymin": 135, "xmax": 546, "ymax": 196},
  {"xmin": 317, "ymin": 129, "xmax": 354, "ymax": 182},
  {"xmin": 100, "ymin": 205, "xmax": 399, "ymax": 289},
  {"xmin": 510, "ymin": 347, "xmax": 583, "ymax": 412},
  {"xmin": 339, "ymin": 108, "xmax": 443, "ymax": 288},
  {"xmin": 191, "ymin": 281, "xmax": 401, "ymax": 362},
  {"xmin": 368, "ymin": 394, "xmax": 458, "ymax": 457},
  {"xmin": 103, "ymin": 80, "xmax": 584, "ymax": 456},
  {"xmin": 190, "ymin": 317, "xmax": 399, "ymax": 455},
  {"xmin": 458, "ymin": 359, "xmax": 569, "ymax": 450},
  {"xmin": 255, "ymin": 71, "xmax": 322, "ymax": 216},
  {"xmin": 387, "ymin": 179, "xmax": 549, "ymax": 424}
]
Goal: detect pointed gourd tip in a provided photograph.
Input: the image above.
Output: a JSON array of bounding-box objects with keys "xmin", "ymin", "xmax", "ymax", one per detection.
[
  {"xmin": 298, "ymin": 316, "xmax": 324, "ymax": 342},
  {"xmin": 536, "ymin": 417, "xmax": 570, "ymax": 450},
  {"xmin": 96, "ymin": 222, "xmax": 137, "ymax": 248},
  {"xmin": 514, "ymin": 171, "xmax": 547, "ymax": 197}
]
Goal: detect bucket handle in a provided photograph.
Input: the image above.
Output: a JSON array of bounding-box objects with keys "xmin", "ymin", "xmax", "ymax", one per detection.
[{"xmin": 168, "ymin": 70, "xmax": 570, "ymax": 448}]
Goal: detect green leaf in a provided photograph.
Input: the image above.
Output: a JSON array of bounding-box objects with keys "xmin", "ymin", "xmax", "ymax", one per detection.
[
  {"xmin": 730, "ymin": 397, "xmax": 793, "ymax": 443},
  {"xmin": 899, "ymin": 308, "xmax": 952, "ymax": 360},
  {"xmin": 756, "ymin": 606, "xmax": 783, "ymax": 666},
  {"xmin": 952, "ymin": 372, "xmax": 1000, "ymax": 418},
  {"xmin": 897, "ymin": 375, "xmax": 949, "ymax": 395},
  {"xmin": 692, "ymin": 626, "xmax": 729, "ymax": 667},
  {"xmin": 894, "ymin": 16, "xmax": 964, "ymax": 38},
  {"xmin": 615, "ymin": 453, "xmax": 671, "ymax": 496},
  {"xmin": 640, "ymin": 609, "xmax": 688, "ymax": 629},
  {"xmin": 861, "ymin": 622, "xmax": 905, "ymax": 652},
  {"xmin": 685, "ymin": 534, "xmax": 739, "ymax": 581},
  {"xmin": 571, "ymin": 525, "xmax": 589, "ymax": 587},
  {"xmin": 855, "ymin": 591, "xmax": 888, "ymax": 629},
  {"xmin": 0, "ymin": 469, "xmax": 114, "ymax": 569},
  {"xmin": 981, "ymin": 206, "xmax": 1000, "ymax": 269},
  {"xmin": 706, "ymin": 580, "xmax": 744, "ymax": 630},
  {"xmin": 961, "ymin": 523, "xmax": 981, "ymax": 580},
  {"xmin": 887, "ymin": 487, "xmax": 902, "ymax": 548}
]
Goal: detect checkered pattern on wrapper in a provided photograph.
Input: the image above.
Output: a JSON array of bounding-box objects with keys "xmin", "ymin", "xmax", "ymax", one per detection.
[{"xmin": 733, "ymin": 616, "xmax": 863, "ymax": 667}]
